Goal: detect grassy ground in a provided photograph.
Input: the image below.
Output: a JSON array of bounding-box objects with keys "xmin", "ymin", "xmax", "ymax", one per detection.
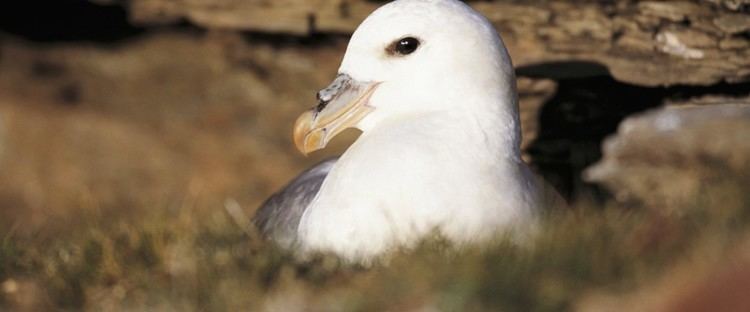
[{"xmin": 2, "ymin": 178, "xmax": 748, "ymax": 311}]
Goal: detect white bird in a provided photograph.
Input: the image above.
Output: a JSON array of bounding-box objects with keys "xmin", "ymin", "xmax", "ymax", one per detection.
[{"xmin": 254, "ymin": 0, "xmax": 558, "ymax": 263}]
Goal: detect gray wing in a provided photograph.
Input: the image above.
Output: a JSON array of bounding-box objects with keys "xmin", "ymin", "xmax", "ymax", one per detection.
[{"xmin": 253, "ymin": 157, "xmax": 337, "ymax": 249}]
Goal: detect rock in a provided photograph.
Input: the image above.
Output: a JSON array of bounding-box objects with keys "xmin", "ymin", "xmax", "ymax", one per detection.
[
  {"xmin": 584, "ymin": 100, "xmax": 750, "ymax": 211},
  {"xmin": 719, "ymin": 37, "xmax": 750, "ymax": 50},
  {"xmin": 713, "ymin": 13, "xmax": 750, "ymax": 33},
  {"xmin": 638, "ymin": 1, "xmax": 709, "ymax": 21},
  {"xmin": 128, "ymin": 0, "xmax": 373, "ymax": 34},
  {"xmin": 705, "ymin": 0, "xmax": 750, "ymax": 11},
  {"xmin": 120, "ymin": 0, "xmax": 750, "ymax": 86}
]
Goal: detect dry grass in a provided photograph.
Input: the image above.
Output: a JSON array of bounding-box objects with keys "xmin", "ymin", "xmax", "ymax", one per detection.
[{"xmin": 1, "ymin": 177, "xmax": 748, "ymax": 311}]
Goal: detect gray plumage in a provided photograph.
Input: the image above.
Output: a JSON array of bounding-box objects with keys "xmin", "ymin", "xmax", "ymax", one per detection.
[{"xmin": 253, "ymin": 158, "xmax": 337, "ymax": 248}]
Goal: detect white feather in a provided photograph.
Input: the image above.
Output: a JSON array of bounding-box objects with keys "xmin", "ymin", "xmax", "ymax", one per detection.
[{"xmin": 297, "ymin": 0, "xmax": 544, "ymax": 262}]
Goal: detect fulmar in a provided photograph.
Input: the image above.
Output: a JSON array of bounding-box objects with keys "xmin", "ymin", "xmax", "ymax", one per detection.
[{"xmin": 254, "ymin": 0, "xmax": 559, "ymax": 263}]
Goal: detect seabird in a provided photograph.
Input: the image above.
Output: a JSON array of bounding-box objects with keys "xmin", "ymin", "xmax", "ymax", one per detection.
[{"xmin": 254, "ymin": 0, "xmax": 557, "ymax": 263}]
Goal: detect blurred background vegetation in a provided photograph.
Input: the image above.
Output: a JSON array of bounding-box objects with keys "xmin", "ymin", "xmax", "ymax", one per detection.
[{"xmin": 0, "ymin": 0, "xmax": 749, "ymax": 311}]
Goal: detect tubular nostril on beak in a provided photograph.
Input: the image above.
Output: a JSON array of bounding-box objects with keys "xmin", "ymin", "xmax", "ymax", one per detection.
[
  {"xmin": 315, "ymin": 99, "xmax": 329, "ymax": 113},
  {"xmin": 316, "ymin": 89, "xmax": 331, "ymax": 112},
  {"xmin": 315, "ymin": 73, "xmax": 353, "ymax": 113}
]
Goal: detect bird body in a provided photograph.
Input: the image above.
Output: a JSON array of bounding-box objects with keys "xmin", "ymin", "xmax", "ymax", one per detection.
[
  {"xmin": 255, "ymin": 0, "xmax": 553, "ymax": 263},
  {"xmin": 298, "ymin": 111, "xmax": 540, "ymax": 261}
]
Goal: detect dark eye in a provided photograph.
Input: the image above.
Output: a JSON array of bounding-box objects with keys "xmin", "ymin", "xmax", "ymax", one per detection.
[{"xmin": 387, "ymin": 37, "xmax": 420, "ymax": 56}]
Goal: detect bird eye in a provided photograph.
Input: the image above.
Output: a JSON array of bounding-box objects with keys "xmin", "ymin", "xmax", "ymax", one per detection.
[{"xmin": 387, "ymin": 37, "xmax": 420, "ymax": 56}]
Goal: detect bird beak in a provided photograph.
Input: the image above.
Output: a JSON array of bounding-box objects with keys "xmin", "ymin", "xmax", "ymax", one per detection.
[{"xmin": 293, "ymin": 73, "xmax": 380, "ymax": 155}]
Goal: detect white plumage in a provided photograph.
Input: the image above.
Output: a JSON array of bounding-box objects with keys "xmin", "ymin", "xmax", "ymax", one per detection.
[{"xmin": 255, "ymin": 0, "xmax": 552, "ymax": 263}]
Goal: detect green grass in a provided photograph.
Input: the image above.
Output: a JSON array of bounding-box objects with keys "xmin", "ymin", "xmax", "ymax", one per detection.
[{"xmin": 1, "ymin": 183, "xmax": 749, "ymax": 311}]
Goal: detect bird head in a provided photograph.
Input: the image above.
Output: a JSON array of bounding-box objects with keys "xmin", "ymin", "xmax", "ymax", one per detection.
[{"xmin": 294, "ymin": 0, "xmax": 516, "ymax": 155}]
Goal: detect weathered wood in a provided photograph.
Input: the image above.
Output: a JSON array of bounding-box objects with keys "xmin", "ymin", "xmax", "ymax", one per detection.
[{"xmin": 126, "ymin": 0, "xmax": 750, "ymax": 86}]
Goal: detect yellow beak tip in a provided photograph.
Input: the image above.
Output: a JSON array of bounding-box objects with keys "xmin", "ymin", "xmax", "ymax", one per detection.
[
  {"xmin": 290, "ymin": 80, "xmax": 379, "ymax": 157},
  {"xmin": 293, "ymin": 110, "xmax": 315, "ymax": 155}
]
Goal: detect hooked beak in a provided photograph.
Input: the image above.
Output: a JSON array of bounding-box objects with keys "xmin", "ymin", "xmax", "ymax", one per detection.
[{"xmin": 293, "ymin": 73, "xmax": 380, "ymax": 155}]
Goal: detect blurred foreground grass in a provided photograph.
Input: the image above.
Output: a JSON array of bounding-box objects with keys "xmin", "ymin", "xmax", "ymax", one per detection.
[{"xmin": 2, "ymin": 176, "xmax": 748, "ymax": 311}]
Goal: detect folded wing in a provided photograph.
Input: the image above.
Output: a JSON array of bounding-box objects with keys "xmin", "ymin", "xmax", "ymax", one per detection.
[{"xmin": 253, "ymin": 158, "xmax": 337, "ymax": 249}]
